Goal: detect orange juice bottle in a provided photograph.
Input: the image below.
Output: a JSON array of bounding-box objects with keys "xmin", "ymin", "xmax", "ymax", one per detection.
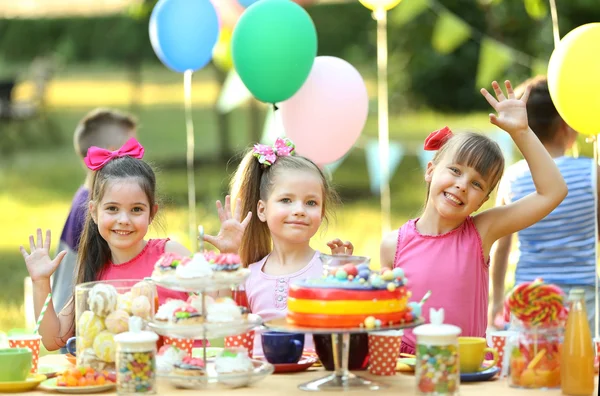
[{"xmin": 560, "ymin": 288, "xmax": 594, "ymax": 395}]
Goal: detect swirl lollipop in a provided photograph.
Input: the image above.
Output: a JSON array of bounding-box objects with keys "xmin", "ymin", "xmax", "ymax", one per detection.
[{"xmin": 506, "ymin": 278, "xmax": 566, "ymax": 326}]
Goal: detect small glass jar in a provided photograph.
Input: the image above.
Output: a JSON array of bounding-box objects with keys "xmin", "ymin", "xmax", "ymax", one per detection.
[
  {"xmin": 114, "ymin": 317, "xmax": 159, "ymax": 395},
  {"xmin": 508, "ymin": 323, "xmax": 563, "ymax": 389},
  {"xmin": 413, "ymin": 308, "xmax": 461, "ymax": 395}
]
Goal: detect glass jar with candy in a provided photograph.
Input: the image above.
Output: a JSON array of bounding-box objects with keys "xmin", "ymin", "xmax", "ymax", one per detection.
[
  {"xmin": 505, "ymin": 279, "xmax": 566, "ymax": 390},
  {"xmin": 74, "ymin": 280, "xmax": 157, "ymax": 372}
]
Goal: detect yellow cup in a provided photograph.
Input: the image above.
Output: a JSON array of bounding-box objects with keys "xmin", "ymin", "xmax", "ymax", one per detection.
[{"xmin": 458, "ymin": 337, "xmax": 498, "ymax": 373}]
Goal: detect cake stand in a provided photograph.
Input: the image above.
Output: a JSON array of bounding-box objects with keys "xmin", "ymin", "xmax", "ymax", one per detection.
[{"xmin": 264, "ymin": 317, "xmax": 423, "ymax": 392}]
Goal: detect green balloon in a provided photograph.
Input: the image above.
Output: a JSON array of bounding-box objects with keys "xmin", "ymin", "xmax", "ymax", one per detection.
[{"xmin": 232, "ymin": 0, "xmax": 317, "ymax": 103}]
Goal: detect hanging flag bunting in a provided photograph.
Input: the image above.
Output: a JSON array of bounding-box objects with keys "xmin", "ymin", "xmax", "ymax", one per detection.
[
  {"xmin": 216, "ymin": 69, "xmax": 253, "ymax": 114},
  {"xmin": 524, "ymin": 0, "xmax": 548, "ymax": 20},
  {"xmin": 260, "ymin": 108, "xmax": 285, "ymax": 145},
  {"xmin": 390, "ymin": 0, "xmax": 429, "ymax": 26},
  {"xmin": 476, "ymin": 38, "xmax": 513, "ymax": 90},
  {"xmin": 431, "ymin": 10, "xmax": 471, "ymax": 54},
  {"xmin": 488, "ymin": 129, "xmax": 515, "ymax": 163},
  {"xmin": 532, "ymin": 58, "xmax": 548, "ymax": 77},
  {"xmin": 416, "ymin": 147, "xmax": 435, "ymax": 172},
  {"xmin": 324, "ymin": 154, "xmax": 348, "ymax": 176},
  {"xmin": 366, "ymin": 140, "xmax": 405, "ymax": 195}
]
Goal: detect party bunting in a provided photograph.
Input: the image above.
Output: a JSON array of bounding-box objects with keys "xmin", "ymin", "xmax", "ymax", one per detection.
[
  {"xmin": 216, "ymin": 70, "xmax": 253, "ymax": 114},
  {"xmin": 431, "ymin": 10, "xmax": 471, "ymax": 54},
  {"xmin": 389, "ymin": 0, "xmax": 429, "ymax": 26},
  {"xmin": 366, "ymin": 140, "xmax": 405, "ymax": 195},
  {"xmin": 476, "ymin": 38, "xmax": 513, "ymax": 90}
]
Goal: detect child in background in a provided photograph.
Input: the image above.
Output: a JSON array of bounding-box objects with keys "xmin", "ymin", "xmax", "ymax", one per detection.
[
  {"xmin": 230, "ymin": 138, "xmax": 345, "ymax": 356},
  {"xmin": 488, "ymin": 76, "xmax": 598, "ymax": 333},
  {"xmin": 380, "ymin": 80, "xmax": 567, "ymax": 354},
  {"xmin": 52, "ymin": 108, "xmax": 137, "ymax": 315},
  {"xmin": 20, "ymin": 138, "xmax": 236, "ymax": 350}
]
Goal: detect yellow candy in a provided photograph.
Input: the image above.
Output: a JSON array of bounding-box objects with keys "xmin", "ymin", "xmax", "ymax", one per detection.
[
  {"xmin": 387, "ymin": 283, "xmax": 396, "ymax": 292},
  {"xmin": 77, "ymin": 310, "xmax": 105, "ymax": 341},
  {"xmin": 93, "ymin": 331, "xmax": 116, "ymax": 363},
  {"xmin": 381, "ymin": 270, "xmax": 394, "ymax": 281},
  {"xmin": 364, "ymin": 316, "xmax": 376, "ymax": 329}
]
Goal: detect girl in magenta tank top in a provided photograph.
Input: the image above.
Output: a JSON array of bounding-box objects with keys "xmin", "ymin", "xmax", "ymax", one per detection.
[
  {"xmin": 19, "ymin": 138, "xmax": 241, "ymax": 351},
  {"xmin": 380, "ymin": 81, "xmax": 567, "ymax": 354}
]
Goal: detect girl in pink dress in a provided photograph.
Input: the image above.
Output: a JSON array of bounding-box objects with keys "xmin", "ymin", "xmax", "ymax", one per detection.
[
  {"xmin": 20, "ymin": 138, "xmax": 240, "ymax": 351},
  {"xmin": 230, "ymin": 138, "xmax": 349, "ymax": 356},
  {"xmin": 380, "ymin": 81, "xmax": 568, "ymax": 354}
]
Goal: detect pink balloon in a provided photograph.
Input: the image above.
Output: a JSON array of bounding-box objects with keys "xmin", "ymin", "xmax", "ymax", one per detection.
[
  {"xmin": 280, "ymin": 56, "xmax": 369, "ymax": 165},
  {"xmin": 210, "ymin": 0, "xmax": 244, "ymax": 28}
]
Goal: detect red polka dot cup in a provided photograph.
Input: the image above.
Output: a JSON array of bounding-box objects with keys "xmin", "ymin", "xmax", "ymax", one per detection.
[
  {"xmin": 8, "ymin": 334, "xmax": 41, "ymax": 373},
  {"xmin": 487, "ymin": 330, "xmax": 514, "ymax": 375},
  {"xmin": 368, "ymin": 330, "xmax": 402, "ymax": 376},
  {"xmin": 163, "ymin": 336, "xmax": 193, "ymax": 357},
  {"xmin": 226, "ymin": 331, "xmax": 255, "ymax": 359},
  {"xmin": 594, "ymin": 337, "xmax": 600, "ymax": 368}
]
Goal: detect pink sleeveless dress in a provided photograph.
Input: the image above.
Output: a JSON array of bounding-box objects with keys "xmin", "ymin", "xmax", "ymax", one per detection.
[
  {"xmin": 394, "ymin": 217, "xmax": 489, "ymax": 355},
  {"xmin": 99, "ymin": 238, "xmax": 188, "ymax": 305}
]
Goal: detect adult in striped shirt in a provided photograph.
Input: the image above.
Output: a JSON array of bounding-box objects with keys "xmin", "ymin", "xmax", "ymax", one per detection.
[{"xmin": 489, "ymin": 76, "xmax": 599, "ymax": 334}]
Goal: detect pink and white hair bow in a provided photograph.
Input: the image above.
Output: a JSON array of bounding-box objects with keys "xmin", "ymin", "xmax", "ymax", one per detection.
[
  {"xmin": 252, "ymin": 137, "xmax": 296, "ymax": 166},
  {"xmin": 84, "ymin": 137, "xmax": 145, "ymax": 171}
]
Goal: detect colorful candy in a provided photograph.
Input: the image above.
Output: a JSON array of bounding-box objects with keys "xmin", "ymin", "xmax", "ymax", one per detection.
[
  {"xmin": 506, "ymin": 279, "xmax": 566, "ymax": 326},
  {"xmin": 416, "ymin": 344, "xmax": 459, "ymax": 395},
  {"xmin": 116, "ymin": 350, "xmax": 156, "ymax": 393}
]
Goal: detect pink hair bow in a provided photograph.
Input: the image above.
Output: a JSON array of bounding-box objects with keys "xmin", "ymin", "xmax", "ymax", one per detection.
[
  {"xmin": 84, "ymin": 137, "xmax": 145, "ymax": 171},
  {"xmin": 252, "ymin": 137, "xmax": 296, "ymax": 166},
  {"xmin": 424, "ymin": 126, "xmax": 453, "ymax": 151}
]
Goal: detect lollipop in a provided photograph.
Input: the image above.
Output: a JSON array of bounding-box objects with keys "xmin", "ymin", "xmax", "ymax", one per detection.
[{"xmin": 506, "ymin": 279, "xmax": 566, "ymax": 326}]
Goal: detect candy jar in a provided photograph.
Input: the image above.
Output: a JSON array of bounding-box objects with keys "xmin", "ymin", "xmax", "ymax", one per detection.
[
  {"xmin": 413, "ymin": 308, "xmax": 461, "ymax": 395},
  {"xmin": 114, "ymin": 317, "xmax": 159, "ymax": 394}
]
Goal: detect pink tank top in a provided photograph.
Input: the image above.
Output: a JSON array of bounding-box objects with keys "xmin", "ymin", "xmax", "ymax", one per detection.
[
  {"xmin": 394, "ymin": 217, "xmax": 489, "ymax": 354},
  {"xmin": 245, "ymin": 251, "xmax": 324, "ymax": 356},
  {"xmin": 99, "ymin": 239, "xmax": 188, "ymax": 305}
]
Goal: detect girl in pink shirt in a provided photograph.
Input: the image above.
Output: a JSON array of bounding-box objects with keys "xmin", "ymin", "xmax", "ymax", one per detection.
[
  {"xmin": 230, "ymin": 138, "xmax": 348, "ymax": 356},
  {"xmin": 20, "ymin": 138, "xmax": 239, "ymax": 351},
  {"xmin": 380, "ymin": 81, "xmax": 567, "ymax": 354}
]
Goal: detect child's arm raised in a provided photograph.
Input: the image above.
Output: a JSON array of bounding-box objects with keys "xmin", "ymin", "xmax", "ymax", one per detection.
[
  {"xmin": 19, "ymin": 229, "xmax": 74, "ymax": 350},
  {"xmin": 476, "ymin": 81, "xmax": 567, "ymax": 253}
]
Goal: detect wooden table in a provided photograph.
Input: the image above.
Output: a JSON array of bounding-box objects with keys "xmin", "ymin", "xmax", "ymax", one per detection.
[{"xmin": 30, "ymin": 354, "xmax": 597, "ymax": 395}]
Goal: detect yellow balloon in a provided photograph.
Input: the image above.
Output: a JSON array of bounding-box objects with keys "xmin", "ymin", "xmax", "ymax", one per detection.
[
  {"xmin": 547, "ymin": 23, "xmax": 600, "ymax": 136},
  {"xmin": 212, "ymin": 27, "xmax": 233, "ymax": 72},
  {"xmin": 359, "ymin": 0, "xmax": 402, "ymax": 11}
]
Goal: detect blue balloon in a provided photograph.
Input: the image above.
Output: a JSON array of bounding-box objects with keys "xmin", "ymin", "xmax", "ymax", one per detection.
[
  {"xmin": 237, "ymin": 0, "xmax": 262, "ymax": 7},
  {"xmin": 149, "ymin": 0, "xmax": 220, "ymax": 73}
]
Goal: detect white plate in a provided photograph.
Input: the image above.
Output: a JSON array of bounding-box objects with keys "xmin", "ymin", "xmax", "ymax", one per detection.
[
  {"xmin": 39, "ymin": 378, "xmax": 116, "ymax": 394},
  {"xmin": 149, "ymin": 314, "xmax": 262, "ymax": 339},
  {"xmin": 149, "ymin": 269, "xmax": 250, "ymax": 293},
  {"xmin": 159, "ymin": 359, "xmax": 274, "ymax": 389}
]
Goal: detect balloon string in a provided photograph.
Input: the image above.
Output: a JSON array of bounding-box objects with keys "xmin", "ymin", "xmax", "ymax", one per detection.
[
  {"xmin": 548, "ymin": 0, "xmax": 560, "ymax": 47},
  {"xmin": 594, "ymin": 135, "xmax": 599, "ymax": 339},
  {"xmin": 184, "ymin": 70, "xmax": 197, "ymax": 252}
]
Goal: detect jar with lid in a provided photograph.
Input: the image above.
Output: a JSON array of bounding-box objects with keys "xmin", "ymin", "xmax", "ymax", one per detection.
[
  {"xmin": 114, "ymin": 317, "xmax": 159, "ymax": 394},
  {"xmin": 413, "ymin": 308, "xmax": 461, "ymax": 395}
]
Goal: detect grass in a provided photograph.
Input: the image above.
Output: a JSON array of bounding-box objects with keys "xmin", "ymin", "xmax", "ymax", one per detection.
[{"xmin": 6, "ymin": 62, "xmax": 586, "ymax": 333}]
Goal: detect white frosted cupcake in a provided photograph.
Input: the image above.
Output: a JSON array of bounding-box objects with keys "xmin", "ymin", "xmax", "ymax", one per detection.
[
  {"xmin": 155, "ymin": 299, "xmax": 186, "ymax": 322},
  {"xmin": 206, "ymin": 298, "xmax": 246, "ymax": 323},
  {"xmin": 175, "ymin": 253, "xmax": 213, "ymax": 279},
  {"xmin": 215, "ymin": 348, "xmax": 254, "ymax": 387}
]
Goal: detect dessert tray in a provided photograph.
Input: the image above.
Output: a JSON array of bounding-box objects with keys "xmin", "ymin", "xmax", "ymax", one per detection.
[{"xmin": 148, "ymin": 314, "xmax": 263, "ymax": 339}]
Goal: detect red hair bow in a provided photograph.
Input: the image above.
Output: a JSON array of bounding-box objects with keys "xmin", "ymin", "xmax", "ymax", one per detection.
[
  {"xmin": 84, "ymin": 137, "xmax": 145, "ymax": 171},
  {"xmin": 424, "ymin": 126, "xmax": 453, "ymax": 151}
]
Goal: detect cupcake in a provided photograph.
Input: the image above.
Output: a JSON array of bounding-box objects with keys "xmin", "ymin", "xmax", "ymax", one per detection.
[
  {"xmin": 152, "ymin": 253, "xmax": 190, "ymax": 278},
  {"xmin": 204, "ymin": 252, "xmax": 248, "ymax": 282},
  {"xmin": 173, "ymin": 305, "xmax": 204, "ymax": 325},
  {"xmin": 206, "ymin": 298, "xmax": 247, "ymax": 323},
  {"xmin": 186, "ymin": 294, "xmax": 214, "ymax": 314},
  {"xmin": 155, "ymin": 299, "xmax": 186, "ymax": 322},
  {"xmin": 173, "ymin": 356, "xmax": 206, "ymax": 377},
  {"xmin": 156, "ymin": 345, "xmax": 187, "ymax": 374},
  {"xmin": 175, "ymin": 253, "xmax": 213, "ymax": 279},
  {"xmin": 215, "ymin": 348, "xmax": 254, "ymax": 387}
]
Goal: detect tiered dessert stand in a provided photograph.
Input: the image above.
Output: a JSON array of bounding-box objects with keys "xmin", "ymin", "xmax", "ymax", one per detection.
[
  {"xmin": 265, "ymin": 254, "xmax": 423, "ymax": 392},
  {"xmin": 147, "ymin": 233, "xmax": 273, "ymax": 389}
]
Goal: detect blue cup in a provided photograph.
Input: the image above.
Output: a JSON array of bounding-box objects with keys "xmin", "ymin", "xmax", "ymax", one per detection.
[
  {"xmin": 66, "ymin": 337, "xmax": 77, "ymax": 356},
  {"xmin": 261, "ymin": 332, "xmax": 304, "ymax": 364}
]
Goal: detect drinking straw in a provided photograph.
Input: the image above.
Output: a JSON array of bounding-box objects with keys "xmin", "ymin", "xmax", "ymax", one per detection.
[{"xmin": 33, "ymin": 293, "xmax": 52, "ymax": 334}]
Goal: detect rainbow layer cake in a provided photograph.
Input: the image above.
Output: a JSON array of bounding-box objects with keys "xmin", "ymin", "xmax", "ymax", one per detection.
[{"xmin": 287, "ymin": 264, "xmax": 416, "ymax": 328}]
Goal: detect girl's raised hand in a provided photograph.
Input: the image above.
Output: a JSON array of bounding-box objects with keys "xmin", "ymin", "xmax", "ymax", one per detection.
[
  {"xmin": 326, "ymin": 239, "xmax": 354, "ymax": 255},
  {"xmin": 204, "ymin": 195, "xmax": 252, "ymax": 254},
  {"xmin": 19, "ymin": 229, "xmax": 66, "ymax": 282},
  {"xmin": 480, "ymin": 80, "xmax": 531, "ymax": 136}
]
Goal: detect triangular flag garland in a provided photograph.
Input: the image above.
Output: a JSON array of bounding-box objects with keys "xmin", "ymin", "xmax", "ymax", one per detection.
[
  {"xmin": 488, "ymin": 129, "xmax": 516, "ymax": 163},
  {"xmin": 324, "ymin": 154, "xmax": 348, "ymax": 176},
  {"xmin": 260, "ymin": 108, "xmax": 285, "ymax": 145},
  {"xmin": 475, "ymin": 38, "xmax": 513, "ymax": 90},
  {"xmin": 416, "ymin": 147, "xmax": 435, "ymax": 172},
  {"xmin": 365, "ymin": 140, "xmax": 405, "ymax": 195},
  {"xmin": 216, "ymin": 70, "xmax": 253, "ymax": 114},
  {"xmin": 389, "ymin": 0, "xmax": 429, "ymax": 26},
  {"xmin": 431, "ymin": 9, "xmax": 471, "ymax": 54}
]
